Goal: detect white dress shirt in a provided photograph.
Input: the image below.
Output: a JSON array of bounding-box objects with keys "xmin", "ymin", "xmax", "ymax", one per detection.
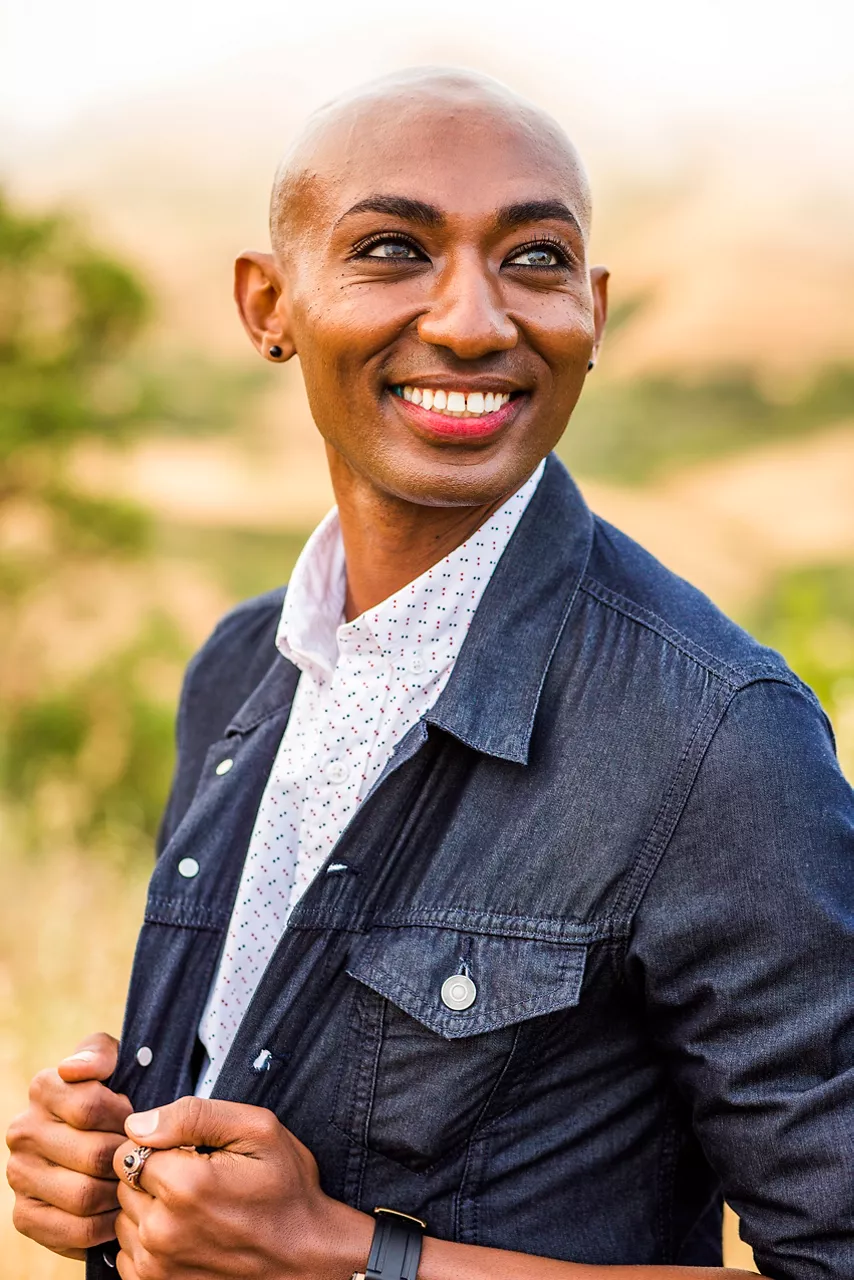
[{"xmin": 196, "ymin": 460, "xmax": 544, "ymax": 1096}]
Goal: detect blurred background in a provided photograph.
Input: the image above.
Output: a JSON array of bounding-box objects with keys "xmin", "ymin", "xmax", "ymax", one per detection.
[{"xmin": 1, "ymin": 0, "xmax": 852, "ymax": 1272}]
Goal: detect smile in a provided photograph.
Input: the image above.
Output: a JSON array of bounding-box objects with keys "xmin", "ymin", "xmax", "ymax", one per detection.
[{"xmin": 391, "ymin": 384, "xmax": 515, "ymax": 418}]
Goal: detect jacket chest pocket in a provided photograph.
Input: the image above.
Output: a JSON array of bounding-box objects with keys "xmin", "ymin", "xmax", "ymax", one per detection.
[{"xmin": 331, "ymin": 925, "xmax": 587, "ymax": 1174}]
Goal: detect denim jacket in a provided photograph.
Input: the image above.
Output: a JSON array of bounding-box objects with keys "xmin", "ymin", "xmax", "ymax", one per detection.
[{"xmin": 89, "ymin": 456, "xmax": 854, "ymax": 1280}]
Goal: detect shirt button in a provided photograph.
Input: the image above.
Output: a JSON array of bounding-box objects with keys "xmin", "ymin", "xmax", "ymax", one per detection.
[
  {"xmin": 136, "ymin": 1046, "xmax": 153, "ymax": 1067},
  {"xmin": 441, "ymin": 974, "xmax": 477, "ymax": 1011},
  {"xmin": 215, "ymin": 758, "xmax": 234, "ymax": 776},
  {"xmin": 326, "ymin": 760, "xmax": 349, "ymax": 784},
  {"xmin": 409, "ymin": 653, "xmax": 425, "ymax": 675},
  {"xmin": 178, "ymin": 857, "xmax": 199, "ymax": 878}
]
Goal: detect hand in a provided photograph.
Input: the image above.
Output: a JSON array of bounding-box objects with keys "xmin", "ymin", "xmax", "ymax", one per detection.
[
  {"xmin": 6, "ymin": 1032, "xmax": 133, "ymax": 1259},
  {"xmin": 112, "ymin": 1097, "xmax": 373, "ymax": 1279}
]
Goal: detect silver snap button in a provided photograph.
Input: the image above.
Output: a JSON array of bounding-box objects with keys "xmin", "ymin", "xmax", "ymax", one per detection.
[
  {"xmin": 215, "ymin": 758, "xmax": 233, "ymax": 776},
  {"xmin": 441, "ymin": 974, "xmax": 477, "ymax": 1011},
  {"xmin": 136, "ymin": 1046, "xmax": 153, "ymax": 1067},
  {"xmin": 178, "ymin": 857, "xmax": 199, "ymax": 879},
  {"xmin": 326, "ymin": 760, "xmax": 349, "ymax": 784}
]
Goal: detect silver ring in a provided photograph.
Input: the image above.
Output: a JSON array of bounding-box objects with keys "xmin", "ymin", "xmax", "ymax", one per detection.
[{"xmin": 122, "ymin": 1145, "xmax": 153, "ymax": 1188}]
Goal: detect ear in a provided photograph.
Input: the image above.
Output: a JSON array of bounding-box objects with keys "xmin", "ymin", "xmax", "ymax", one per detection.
[
  {"xmin": 589, "ymin": 265, "xmax": 609, "ymax": 365},
  {"xmin": 234, "ymin": 251, "xmax": 296, "ymax": 362}
]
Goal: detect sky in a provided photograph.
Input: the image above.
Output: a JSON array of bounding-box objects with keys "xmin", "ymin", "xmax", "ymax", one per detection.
[{"xmin": 2, "ymin": 0, "xmax": 852, "ymax": 135}]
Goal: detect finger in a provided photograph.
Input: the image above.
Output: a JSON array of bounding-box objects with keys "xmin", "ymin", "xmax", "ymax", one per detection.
[
  {"xmin": 115, "ymin": 1208, "xmax": 139, "ymax": 1256},
  {"xmin": 115, "ymin": 1212, "xmax": 141, "ymax": 1280},
  {"xmin": 116, "ymin": 1179, "xmax": 148, "ymax": 1224},
  {"xmin": 7, "ymin": 1150, "xmax": 119, "ymax": 1217},
  {"xmin": 57, "ymin": 1033, "xmax": 120, "ymax": 1084},
  {"xmin": 12, "ymin": 1194, "xmax": 118, "ymax": 1254},
  {"xmin": 114, "ymin": 1140, "xmax": 199, "ymax": 1202},
  {"xmin": 14, "ymin": 1114, "xmax": 126, "ymax": 1179},
  {"xmin": 116, "ymin": 1250, "xmax": 138, "ymax": 1280},
  {"xmin": 31, "ymin": 1070, "xmax": 133, "ymax": 1133},
  {"xmin": 125, "ymin": 1095, "xmax": 277, "ymax": 1154}
]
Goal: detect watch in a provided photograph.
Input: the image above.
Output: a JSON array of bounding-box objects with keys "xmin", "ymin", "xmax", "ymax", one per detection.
[{"xmin": 350, "ymin": 1207, "xmax": 427, "ymax": 1280}]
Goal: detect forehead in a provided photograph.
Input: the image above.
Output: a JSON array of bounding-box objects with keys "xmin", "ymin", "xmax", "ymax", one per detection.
[{"xmin": 290, "ymin": 94, "xmax": 588, "ymax": 232}]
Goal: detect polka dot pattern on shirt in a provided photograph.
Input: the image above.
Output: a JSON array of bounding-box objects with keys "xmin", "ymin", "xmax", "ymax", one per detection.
[{"xmin": 195, "ymin": 460, "xmax": 545, "ymax": 1096}]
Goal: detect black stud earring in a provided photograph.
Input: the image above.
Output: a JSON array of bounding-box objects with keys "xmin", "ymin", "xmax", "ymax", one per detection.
[
  {"xmin": 587, "ymin": 360, "xmax": 595, "ymax": 371},
  {"xmin": 269, "ymin": 345, "xmax": 283, "ymax": 359}
]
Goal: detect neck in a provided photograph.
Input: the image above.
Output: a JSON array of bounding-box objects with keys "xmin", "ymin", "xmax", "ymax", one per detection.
[{"xmin": 327, "ymin": 449, "xmax": 511, "ymax": 621}]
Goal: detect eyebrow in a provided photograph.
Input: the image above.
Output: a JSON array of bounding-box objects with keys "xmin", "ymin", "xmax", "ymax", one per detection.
[
  {"xmin": 336, "ymin": 194, "xmax": 583, "ymax": 238},
  {"xmin": 495, "ymin": 200, "xmax": 583, "ymax": 238},
  {"xmin": 336, "ymin": 195, "xmax": 443, "ymax": 228}
]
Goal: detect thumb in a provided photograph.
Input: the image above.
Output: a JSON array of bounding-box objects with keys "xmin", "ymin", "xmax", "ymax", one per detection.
[
  {"xmin": 57, "ymin": 1032, "xmax": 120, "ymax": 1084},
  {"xmin": 125, "ymin": 1096, "xmax": 263, "ymax": 1152}
]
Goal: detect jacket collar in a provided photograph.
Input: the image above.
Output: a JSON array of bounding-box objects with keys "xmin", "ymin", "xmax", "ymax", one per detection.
[
  {"xmin": 226, "ymin": 454, "xmax": 593, "ymax": 762},
  {"xmin": 425, "ymin": 454, "xmax": 593, "ymax": 764}
]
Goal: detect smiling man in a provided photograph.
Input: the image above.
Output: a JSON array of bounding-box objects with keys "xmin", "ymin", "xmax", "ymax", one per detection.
[{"xmin": 7, "ymin": 68, "xmax": 854, "ymax": 1280}]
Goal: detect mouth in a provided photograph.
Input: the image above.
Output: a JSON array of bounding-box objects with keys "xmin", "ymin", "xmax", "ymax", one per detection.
[{"xmin": 388, "ymin": 382, "xmax": 526, "ymax": 441}]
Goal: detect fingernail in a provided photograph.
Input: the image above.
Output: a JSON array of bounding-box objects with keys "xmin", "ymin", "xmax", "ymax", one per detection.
[
  {"xmin": 61, "ymin": 1051, "xmax": 96, "ymax": 1064},
  {"xmin": 128, "ymin": 1109, "xmax": 159, "ymax": 1136}
]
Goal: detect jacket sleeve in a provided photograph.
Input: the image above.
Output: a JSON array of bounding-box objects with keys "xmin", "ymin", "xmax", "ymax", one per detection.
[{"xmin": 627, "ymin": 677, "xmax": 854, "ymax": 1280}]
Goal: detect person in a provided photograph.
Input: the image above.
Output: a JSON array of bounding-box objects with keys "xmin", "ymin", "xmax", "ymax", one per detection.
[{"xmin": 6, "ymin": 67, "xmax": 853, "ymax": 1280}]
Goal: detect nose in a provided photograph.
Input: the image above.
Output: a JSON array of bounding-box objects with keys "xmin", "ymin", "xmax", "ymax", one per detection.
[{"xmin": 417, "ymin": 252, "xmax": 518, "ymax": 359}]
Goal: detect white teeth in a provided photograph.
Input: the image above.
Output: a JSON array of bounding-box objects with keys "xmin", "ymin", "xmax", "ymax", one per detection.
[{"xmin": 395, "ymin": 386, "xmax": 514, "ymax": 416}]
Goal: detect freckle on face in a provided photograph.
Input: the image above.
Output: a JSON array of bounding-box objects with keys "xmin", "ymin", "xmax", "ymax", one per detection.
[{"xmin": 280, "ymin": 91, "xmax": 598, "ymax": 511}]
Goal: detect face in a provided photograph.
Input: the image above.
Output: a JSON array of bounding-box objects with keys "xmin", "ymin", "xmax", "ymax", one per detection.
[{"xmin": 237, "ymin": 90, "xmax": 608, "ymax": 509}]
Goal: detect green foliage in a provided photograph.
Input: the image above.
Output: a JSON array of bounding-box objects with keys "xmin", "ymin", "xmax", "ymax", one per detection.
[
  {"xmin": 0, "ymin": 189, "xmax": 265, "ymax": 543},
  {"xmin": 0, "ymin": 190, "xmax": 269, "ymax": 852},
  {"xmin": 0, "ymin": 615, "xmax": 187, "ymax": 848},
  {"xmin": 0, "ymin": 192, "xmax": 150, "ymax": 463},
  {"xmin": 744, "ymin": 562, "xmax": 854, "ymax": 718}
]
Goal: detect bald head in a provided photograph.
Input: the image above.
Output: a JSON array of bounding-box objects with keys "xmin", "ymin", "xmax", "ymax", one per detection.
[{"xmin": 270, "ymin": 67, "xmax": 592, "ymax": 255}]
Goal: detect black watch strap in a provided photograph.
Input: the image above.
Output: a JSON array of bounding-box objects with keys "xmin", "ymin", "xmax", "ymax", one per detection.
[{"xmin": 363, "ymin": 1207, "xmax": 426, "ymax": 1280}]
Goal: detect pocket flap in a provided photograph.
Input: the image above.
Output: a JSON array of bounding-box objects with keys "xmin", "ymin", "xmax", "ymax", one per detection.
[{"xmin": 346, "ymin": 926, "xmax": 587, "ymax": 1039}]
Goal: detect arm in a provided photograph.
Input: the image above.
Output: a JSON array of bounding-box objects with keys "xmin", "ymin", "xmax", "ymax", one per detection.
[
  {"xmin": 627, "ymin": 678, "xmax": 854, "ymax": 1280},
  {"xmin": 110, "ymin": 1099, "xmax": 758, "ymax": 1279}
]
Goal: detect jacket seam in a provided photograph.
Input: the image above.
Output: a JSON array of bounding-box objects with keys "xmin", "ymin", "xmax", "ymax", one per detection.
[
  {"xmin": 579, "ymin": 576, "xmax": 789, "ymax": 690},
  {"xmin": 612, "ymin": 684, "xmax": 737, "ymax": 920}
]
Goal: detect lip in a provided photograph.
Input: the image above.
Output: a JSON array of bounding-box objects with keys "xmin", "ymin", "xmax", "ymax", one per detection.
[
  {"xmin": 388, "ymin": 375, "xmax": 527, "ymax": 395},
  {"xmin": 388, "ymin": 387, "xmax": 525, "ymax": 442}
]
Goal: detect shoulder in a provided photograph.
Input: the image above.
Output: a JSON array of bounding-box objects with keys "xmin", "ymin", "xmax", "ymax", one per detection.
[
  {"xmin": 156, "ymin": 587, "xmax": 288, "ymax": 855},
  {"xmin": 181, "ymin": 585, "xmax": 287, "ymax": 722},
  {"xmin": 178, "ymin": 586, "xmax": 287, "ymax": 760},
  {"xmin": 188, "ymin": 586, "xmax": 286, "ymax": 675},
  {"xmin": 581, "ymin": 514, "xmax": 814, "ymax": 700}
]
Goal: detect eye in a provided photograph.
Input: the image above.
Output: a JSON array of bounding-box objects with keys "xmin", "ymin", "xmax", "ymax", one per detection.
[
  {"xmin": 505, "ymin": 239, "xmax": 571, "ymax": 269},
  {"xmin": 356, "ymin": 236, "xmax": 424, "ymax": 261}
]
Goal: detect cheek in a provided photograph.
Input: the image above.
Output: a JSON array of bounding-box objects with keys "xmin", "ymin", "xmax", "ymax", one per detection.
[{"xmin": 295, "ymin": 280, "xmax": 418, "ymax": 389}]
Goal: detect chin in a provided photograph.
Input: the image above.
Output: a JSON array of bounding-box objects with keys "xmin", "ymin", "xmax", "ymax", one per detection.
[{"xmin": 376, "ymin": 447, "xmax": 543, "ymax": 509}]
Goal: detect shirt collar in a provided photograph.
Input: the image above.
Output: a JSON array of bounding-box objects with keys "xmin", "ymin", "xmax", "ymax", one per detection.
[
  {"xmin": 229, "ymin": 455, "xmax": 594, "ymax": 763},
  {"xmin": 277, "ymin": 460, "xmax": 545, "ymax": 683}
]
